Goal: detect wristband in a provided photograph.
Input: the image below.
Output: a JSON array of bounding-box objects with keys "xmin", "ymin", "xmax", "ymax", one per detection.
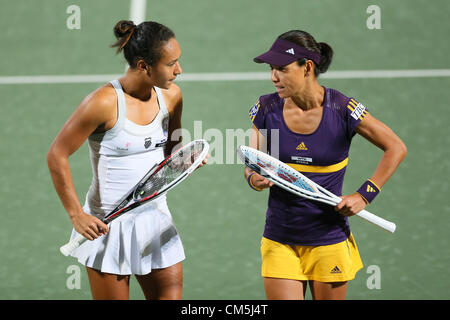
[
  {"xmin": 248, "ymin": 172, "xmax": 264, "ymax": 191},
  {"xmin": 356, "ymin": 179, "xmax": 381, "ymax": 204}
]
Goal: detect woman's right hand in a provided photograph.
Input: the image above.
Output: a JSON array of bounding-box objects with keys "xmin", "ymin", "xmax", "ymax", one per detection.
[
  {"xmin": 250, "ymin": 172, "xmax": 274, "ymax": 190},
  {"xmin": 70, "ymin": 212, "xmax": 109, "ymax": 240}
]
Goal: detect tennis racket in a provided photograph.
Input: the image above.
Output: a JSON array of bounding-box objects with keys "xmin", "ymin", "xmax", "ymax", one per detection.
[
  {"xmin": 237, "ymin": 145, "xmax": 396, "ymax": 233},
  {"xmin": 60, "ymin": 139, "xmax": 210, "ymax": 256}
]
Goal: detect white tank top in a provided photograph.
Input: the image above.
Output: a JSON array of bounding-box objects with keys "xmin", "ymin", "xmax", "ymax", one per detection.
[{"xmin": 83, "ymin": 80, "xmax": 170, "ymax": 217}]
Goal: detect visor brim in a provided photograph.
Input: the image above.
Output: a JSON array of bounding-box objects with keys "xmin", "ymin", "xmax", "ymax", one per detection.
[{"xmin": 253, "ymin": 50, "xmax": 298, "ymax": 67}]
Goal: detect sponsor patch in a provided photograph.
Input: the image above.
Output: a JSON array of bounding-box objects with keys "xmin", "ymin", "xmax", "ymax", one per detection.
[
  {"xmin": 249, "ymin": 100, "xmax": 260, "ymax": 122},
  {"xmin": 351, "ymin": 102, "xmax": 366, "ymax": 120}
]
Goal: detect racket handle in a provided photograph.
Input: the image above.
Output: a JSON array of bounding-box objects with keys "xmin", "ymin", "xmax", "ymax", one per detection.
[
  {"xmin": 356, "ymin": 209, "xmax": 396, "ymax": 233},
  {"xmin": 60, "ymin": 233, "xmax": 87, "ymax": 256}
]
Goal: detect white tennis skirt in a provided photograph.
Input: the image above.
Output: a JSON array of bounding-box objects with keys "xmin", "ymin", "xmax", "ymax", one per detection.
[{"xmin": 68, "ymin": 198, "xmax": 185, "ymax": 275}]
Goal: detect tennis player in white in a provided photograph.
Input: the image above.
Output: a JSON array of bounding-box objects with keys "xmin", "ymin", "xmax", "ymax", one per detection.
[{"xmin": 47, "ymin": 20, "xmax": 205, "ymax": 299}]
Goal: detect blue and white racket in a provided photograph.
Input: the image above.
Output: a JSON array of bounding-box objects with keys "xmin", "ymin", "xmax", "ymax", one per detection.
[{"xmin": 237, "ymin": 145, "xmax": 396, "ymax": 233}]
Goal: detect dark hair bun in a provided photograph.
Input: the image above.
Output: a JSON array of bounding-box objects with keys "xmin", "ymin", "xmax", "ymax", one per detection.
[
  {"xmin": 277, "ymin": 30, "xmax": 333, "ymax": 77},
  {"xmin": 317, "ymin": 42, "xmax": 333, "ymax": 73},
  {"xmin": 111, "ymin": 20, "xmax": 175, "ymax": 68},
  {"xmin": 112, "ymin": 20, "xmax": 137, "ymax": 53},
  {"xmin": 113, "ymin": 20, "xmax": 136, "ymax": 39}
]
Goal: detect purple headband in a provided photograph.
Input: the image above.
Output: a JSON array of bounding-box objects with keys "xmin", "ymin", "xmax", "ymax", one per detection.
[{"xmin": 253, "ymin": 38, "xmax": 321, "ymax": 67}]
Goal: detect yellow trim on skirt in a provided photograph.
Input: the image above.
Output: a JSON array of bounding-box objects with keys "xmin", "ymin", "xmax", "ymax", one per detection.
[{"xmin": 261, "ymin": 234, "xmax": 363, "ymax": 282}]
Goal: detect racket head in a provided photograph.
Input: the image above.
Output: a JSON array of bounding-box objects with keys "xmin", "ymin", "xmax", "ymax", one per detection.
[
  {"xmin": 133, "ymin": 139, "xmax": 209, "ymax": 201},
  {"xmin": 237, "ymin": 145, "xmax": 398, "ymax": 234},
  {"xmin": 237, "ymin": 145, "xmax": 318, "ymax": 194}
]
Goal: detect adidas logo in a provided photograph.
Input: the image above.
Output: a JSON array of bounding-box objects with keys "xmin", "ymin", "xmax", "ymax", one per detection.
[
  {"xmin": 330, "ymin": 266, "xmax": 342, "ymax": 274},
  {"xmin": 285, "ymin": 48, "xmax": 295, "ymax": 55},
  {"xmin": 296, "ymin": 142, "xmax": 308, "ymax": 151},
  {"xmin": 366, "ymin": 185, "xmax": 377, "ymax": 193}
]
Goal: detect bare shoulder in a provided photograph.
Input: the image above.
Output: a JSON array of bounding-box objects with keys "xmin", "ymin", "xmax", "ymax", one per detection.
[
  {"xmin": 76, "ymin": 84, "xmax": 117, "ymax": 126},
  {"xmin": 81, "ymin": 84, "xmax": 116, "ymax": 113},
  {"xmin": 50, "ymin": 84, "xmax": 119, "ymax": 149},
  {"xmin": 161, "ymin": 83, "xmax": 182, "ymax": 116}
]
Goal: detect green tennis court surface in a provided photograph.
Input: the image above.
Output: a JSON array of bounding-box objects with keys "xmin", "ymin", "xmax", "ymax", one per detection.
[{"xmin": 0, "ymin": 0, "xmax": 449, "ymax": 299}]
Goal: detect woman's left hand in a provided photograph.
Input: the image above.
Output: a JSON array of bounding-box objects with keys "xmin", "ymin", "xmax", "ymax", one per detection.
[{"xmin": 334, "ymin": 192, "xmax": 367, "ymax": 216}]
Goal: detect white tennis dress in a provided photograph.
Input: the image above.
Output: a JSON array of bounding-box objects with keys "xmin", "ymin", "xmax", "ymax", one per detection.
[{"xmin": 68, "ymin": 80, "xmax": 185, "ymax": 275}]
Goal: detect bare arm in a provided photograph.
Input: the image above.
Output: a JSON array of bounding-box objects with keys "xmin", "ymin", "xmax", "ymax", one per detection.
[
  {"xmin": 354, "ymin": 113, "xmax": 407, "ymax": 188},
  {"xmin": 163, "ymin": 84, "xmax": 183, "ymax": 157},
  {"xmin": 47, "ymin": 87, "xmax": 114, "ymax": 239},
  {"xmin": 336, "ymin": 113, "xmax": 407, "ymax": 216}
]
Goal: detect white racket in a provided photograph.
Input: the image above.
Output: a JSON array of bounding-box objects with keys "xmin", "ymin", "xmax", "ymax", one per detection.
[
  {"xmin": 237, "ymin": 145, "xmax": 396, "ymax": 233},
  {"xmin": 60, "ymin": 139, "xmax": 210, "ymax": 256}
]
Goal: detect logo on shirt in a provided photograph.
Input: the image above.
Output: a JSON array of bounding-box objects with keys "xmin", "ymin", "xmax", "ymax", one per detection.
[
  {"xmin": 285, "ymin": 48, "xmax": 295, "ymax": 55},
  {"xmin": 347, "ymin": 99, "xmax": 367, "ymax": 121},
  {"xmin": 144, "ymin": 137, "xmax": 152, "ymax": 149},
  {"xmin": 249, "ymin": 100, "xmax": 260, "ymax": 122},
  {"xmin": 155, "ymin": 138, "xmax": 168, "ymax": 148},
  {"xmin": 117, "ymin": 142, "xmax": 130, "ymax": 151},
  {"xmin": 296, "ymin": 142, "xmax": 308, "ymax": 151},
  {"xmin": 291, "ymin": 156, "xmax": 313, "ymax": 164},
  {"xmin": 351, "ymin": 103, "xmax": 366, "ymax": 120}
]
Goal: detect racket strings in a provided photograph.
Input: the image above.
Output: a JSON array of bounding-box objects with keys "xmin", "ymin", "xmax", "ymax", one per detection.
[
  {"xmin": 243, "ymin": 148, "xmax": 316, "ymax": 193},
  {"xmin": 135, "ymin": 141, "xmax": 206, "ymax": 199}
]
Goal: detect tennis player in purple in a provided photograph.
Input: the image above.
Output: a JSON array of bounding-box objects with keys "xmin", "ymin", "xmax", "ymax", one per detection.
[{"xmin": 245, "ymin": 30, "xmax": 407, "ymax": 300}]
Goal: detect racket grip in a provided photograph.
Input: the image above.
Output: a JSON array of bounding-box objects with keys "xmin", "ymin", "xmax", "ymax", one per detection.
[
  {"xmin": 356, "ymin": 209, "xmax": 396, "ymax": 233},
  {"xmin": 60, "ymin": 233, "xmax": 87, "ymax": 256}
]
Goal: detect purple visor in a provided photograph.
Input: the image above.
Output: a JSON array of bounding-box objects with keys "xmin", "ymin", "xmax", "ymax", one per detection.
[{"xmin": 253, "ymin": 38, "xmax": 321, "ymax": 67}]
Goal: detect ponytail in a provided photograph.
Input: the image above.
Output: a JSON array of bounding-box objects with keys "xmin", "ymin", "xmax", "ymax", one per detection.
[{"xmin": 317, "ymin": 42, "xmax": 333, "ymax": 74}]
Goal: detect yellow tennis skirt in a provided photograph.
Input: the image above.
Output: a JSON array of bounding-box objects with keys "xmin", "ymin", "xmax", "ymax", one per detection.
[{"xmin": 261, "ymin": 234, "xmax": 363, "ymax": 282}]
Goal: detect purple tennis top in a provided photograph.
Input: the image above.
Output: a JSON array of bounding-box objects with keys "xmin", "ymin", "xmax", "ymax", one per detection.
[{"xmin": 249, "ymin": 87, "xmax": 369, "ymax": 246}]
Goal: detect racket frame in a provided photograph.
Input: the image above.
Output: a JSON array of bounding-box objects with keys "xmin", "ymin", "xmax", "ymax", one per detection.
[
  {"xmin": 60, "ymin": 139, "xmax": 209, "ymax": 256},
  {"xmin": 238, "ymin": 145, "xmax": 396, "ymax": 233}
]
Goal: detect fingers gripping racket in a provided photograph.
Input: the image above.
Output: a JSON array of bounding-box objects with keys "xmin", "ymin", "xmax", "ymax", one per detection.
[
  {"xmin": 60, "ymin": 139, "xmax": 209, "ymax": 256},
  {"xmin": 237, "ymin": 145, "xmax": 396, "ymax": 233}
]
